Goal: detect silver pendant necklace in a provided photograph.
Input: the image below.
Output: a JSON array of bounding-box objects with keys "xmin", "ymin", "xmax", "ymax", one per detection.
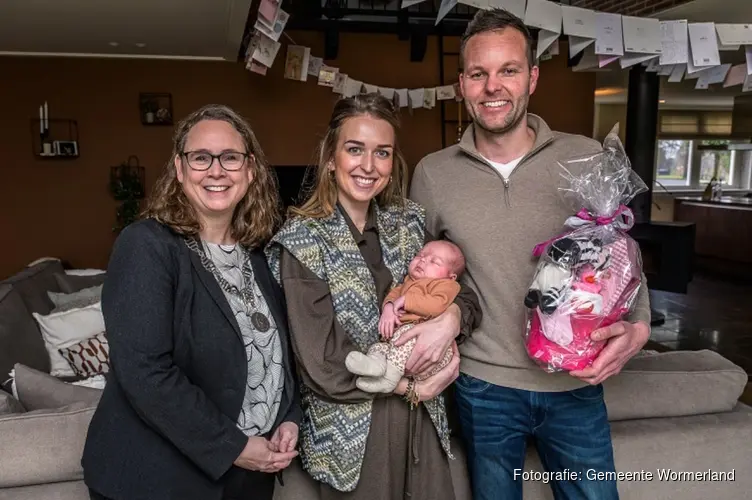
[{"xmin": 185, "ymin": 237, "xmax": 271, "ymax": 332}]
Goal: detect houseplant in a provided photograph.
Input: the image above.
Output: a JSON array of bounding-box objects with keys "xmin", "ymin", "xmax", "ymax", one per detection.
[{"xmin": 110, "ymin": 156, "xmax": 146, "ymax": 232}]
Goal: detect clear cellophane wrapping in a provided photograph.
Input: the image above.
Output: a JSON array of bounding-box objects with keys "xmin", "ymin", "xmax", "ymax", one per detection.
[{"xmin": 524, "ymin": 125, "xmax": 648, "ymax": 373}]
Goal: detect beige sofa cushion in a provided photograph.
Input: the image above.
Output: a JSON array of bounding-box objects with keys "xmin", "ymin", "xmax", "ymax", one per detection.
[
  {"xmin": 0, "ymin": 480, "xmax": 88, "ymax": 500},
  {"xmin": 0, "ymin": 402, "xmax": 95, "ymax": 488},
  {"xmin": 13, "ymin": 364, "xmax": 102, "ymax": 411},
  {"xmin": 603, "ymin": 349, "xmax": 747, "ymax": 422}
]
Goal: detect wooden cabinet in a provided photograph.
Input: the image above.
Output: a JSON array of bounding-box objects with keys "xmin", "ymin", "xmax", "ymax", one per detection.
[{"xmin": 674, "ymin": 197, "xmax": 752, "ymax": 264}]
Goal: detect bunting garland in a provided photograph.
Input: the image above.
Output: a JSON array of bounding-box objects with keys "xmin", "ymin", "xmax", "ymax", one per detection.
[{"xmin": 245, "ymin": 0, "xmax": 752, "ymax": 111}]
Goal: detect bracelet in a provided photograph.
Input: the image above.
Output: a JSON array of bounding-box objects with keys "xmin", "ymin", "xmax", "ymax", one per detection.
[
  {"xmin": 403, "ymin": 379, "xmax": 414, "ymax": 406},
  {"xmin": 410, "ymin": 383, "xmax": 421, "ymax": 409},
  {"xmin": 403, "ymin": 378, "xmax": 420, "ymax": 410}
]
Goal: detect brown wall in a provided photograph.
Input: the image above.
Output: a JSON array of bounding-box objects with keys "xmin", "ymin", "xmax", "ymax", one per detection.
[
  {"xmin": 0, "ymin": 32, "xmax": 595, "ymax": 278},
  {"xmin": 594, "ymin": 103, "xmax": 627, "ymax": 144}
]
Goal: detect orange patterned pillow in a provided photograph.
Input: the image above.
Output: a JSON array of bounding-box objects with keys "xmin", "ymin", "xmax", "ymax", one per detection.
[{"xmin": 58, "ymin": 332, "xmax": 110, "ymax": 378}]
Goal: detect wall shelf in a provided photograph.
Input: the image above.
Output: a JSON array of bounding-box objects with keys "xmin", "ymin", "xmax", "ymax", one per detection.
[
  {"xmin": 139, "ymin": 93, "xmax": 173, "ymax": 126},
  {"xmin": 30, "ymin": 119, "xmax": 80, "ymax": 159}
]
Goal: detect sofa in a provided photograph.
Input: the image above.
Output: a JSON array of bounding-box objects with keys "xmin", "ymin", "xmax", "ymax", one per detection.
[
  {"xmin": 0, "ymin": 258, "xmax": 106, "ymax": 500},
  {"xmin": 1, "ymin": 258, "xmax": 750, "ymax": 500}
]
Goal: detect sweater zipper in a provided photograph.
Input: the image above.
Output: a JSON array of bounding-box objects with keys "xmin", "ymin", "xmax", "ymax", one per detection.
[
  {"xmin": 465, "ymin": 149, "xmax": 516, "ymax": 204},
  {"xmin": 461, "ymin": 135, "xmax": 553, "ymax": 208},
  {"xmin": 500, "ymin": 136, "xmax": 552, "ymax": 191}
]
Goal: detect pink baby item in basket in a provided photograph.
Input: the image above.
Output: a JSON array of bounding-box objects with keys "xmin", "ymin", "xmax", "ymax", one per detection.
[
  {"xmin": 525, "ymin": 230, "xmax": 643, "ymax": 372},
  {"xmin": 527, "ymin": 269, "xmax": 607, "ymax": 371},
  {"xmin": 527, "ymin": 310, "xmax": 608, "ymax": 371},
  {"xmin": 600, "ymin": 237, "xmax": 642, "ymax": 315}
]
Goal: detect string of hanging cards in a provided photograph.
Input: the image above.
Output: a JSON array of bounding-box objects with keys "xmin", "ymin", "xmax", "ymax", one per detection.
[{"xmin": 245, "ymin": 0, "xmax": 752, "ymax": 113}]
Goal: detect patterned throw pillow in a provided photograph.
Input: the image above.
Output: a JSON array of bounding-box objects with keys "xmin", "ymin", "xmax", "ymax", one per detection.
[
  {"xmin": 58, "ymin": 332, "xmax": 110, "ymax": 378},
  {"xmin": 32, "ymin": 302, "xmax": 105, "ymax": 377}
]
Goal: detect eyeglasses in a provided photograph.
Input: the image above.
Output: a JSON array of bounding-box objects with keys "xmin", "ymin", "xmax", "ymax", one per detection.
[{"xmin": 181, "ymin": 150, "xmax": 249, "ymax": 171}]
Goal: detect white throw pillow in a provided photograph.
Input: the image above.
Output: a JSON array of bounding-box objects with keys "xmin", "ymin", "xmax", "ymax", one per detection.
[
  {"xmin": 65, "ymin": 269, "xmax": 106, "ymax": 276},
  {"xmin": 31, "ymin": 302, "xmax": 105, "ymax": 377}
]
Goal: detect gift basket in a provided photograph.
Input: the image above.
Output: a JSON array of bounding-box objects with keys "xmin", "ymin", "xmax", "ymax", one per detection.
[{"xmin": 524, "ymin": 125, "xmax": 648, "ymax": 373}]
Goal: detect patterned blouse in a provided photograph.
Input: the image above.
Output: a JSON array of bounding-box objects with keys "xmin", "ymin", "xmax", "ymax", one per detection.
[{"xmin": 194, "ymin": 240, "xmax": 284, "ymax": 437}]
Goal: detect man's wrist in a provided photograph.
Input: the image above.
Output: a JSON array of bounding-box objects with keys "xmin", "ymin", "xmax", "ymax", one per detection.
[{"xmin": 632, "ymin": 320, "xmax": 651, "ymax": 341}]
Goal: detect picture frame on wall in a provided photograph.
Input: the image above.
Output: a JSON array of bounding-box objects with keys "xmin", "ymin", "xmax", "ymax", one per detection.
[
  {"xmin": 139, "ymin": 93, "xmax": 173, "ymax": 126},
  {"xmin": 53, "ymin": 140, "xmax": 79, "ymax": 157}
]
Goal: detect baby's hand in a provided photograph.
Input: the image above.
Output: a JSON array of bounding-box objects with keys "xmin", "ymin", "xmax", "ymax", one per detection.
[
  {"xmin": 379, "ymin": 303, "xmax": 398, "ymax": 340},
  {"xmin": 393, "ymin": 296, "xmax": 406, "ymax": 316}
]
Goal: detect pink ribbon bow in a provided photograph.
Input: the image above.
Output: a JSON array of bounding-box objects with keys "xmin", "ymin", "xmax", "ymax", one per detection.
[
  {"xmin": 573, "ymin": 204, "xmax": 634, "ymax": 228},
  {"xmin": 532, "ymin": 204, "xmax": 635, "ymax": 257}
]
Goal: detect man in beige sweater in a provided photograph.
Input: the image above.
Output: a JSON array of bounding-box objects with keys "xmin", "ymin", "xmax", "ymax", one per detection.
[{"xmin": 406, "ymin": 8, "xmax": 651, "ymax": 500}]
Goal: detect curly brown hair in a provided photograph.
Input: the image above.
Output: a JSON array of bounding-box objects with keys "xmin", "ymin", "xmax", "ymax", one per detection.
[
  {"xmin": 290, "ymin": 93, "xmax": 408, "ymax": 219},
  {"xmin": 142, "ymin": 104, "xmax": 281, "ymax": 248}
]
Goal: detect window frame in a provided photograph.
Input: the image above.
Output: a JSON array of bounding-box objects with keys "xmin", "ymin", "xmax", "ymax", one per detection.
[
  {"xmin": 654, "ymin": 139, "xmax": 744, "ymax": 191},
  {"xmin": 696, "ymin": 142, "xmax": 736, "ymax": 186},
  {"xmin": 654, "ymin": 138, "xmax": 694, "ymax": 187}
]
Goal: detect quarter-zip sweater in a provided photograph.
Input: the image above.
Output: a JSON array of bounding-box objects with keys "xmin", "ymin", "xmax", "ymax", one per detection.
[{"xmin": 410, "ymin": 114, "xmax": 651, "ymax": 392}]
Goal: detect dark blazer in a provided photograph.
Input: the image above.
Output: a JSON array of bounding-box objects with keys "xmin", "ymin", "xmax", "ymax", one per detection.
[{"xmin": 82, "ymin": 219, "xmax": 301, "ymax": 500}]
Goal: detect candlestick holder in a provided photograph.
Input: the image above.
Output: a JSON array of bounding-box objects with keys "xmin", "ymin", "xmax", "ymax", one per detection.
[
  {"xmin": 39, "ymin": 129, "xmax": 55, "ymax": 156},
  {"xmin": 30, "ymin": 119, "xmax": 80, "ymax": 159}
]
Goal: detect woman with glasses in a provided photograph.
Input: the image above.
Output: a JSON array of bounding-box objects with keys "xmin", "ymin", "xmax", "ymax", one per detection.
[{"xmin": 82, "ymin": 104, "xmax": 301, "ymax": 500}]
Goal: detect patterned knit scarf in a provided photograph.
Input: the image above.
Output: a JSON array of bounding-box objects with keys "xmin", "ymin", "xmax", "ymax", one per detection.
[{"xmin": 266, "ymin": 200, "xmax": 451, "ymax": 492}]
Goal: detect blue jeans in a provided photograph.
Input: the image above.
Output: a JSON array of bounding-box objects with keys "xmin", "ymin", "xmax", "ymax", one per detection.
[{"xmin": 454, "ymin": 373, "xmax": 619, "ymax": 500}]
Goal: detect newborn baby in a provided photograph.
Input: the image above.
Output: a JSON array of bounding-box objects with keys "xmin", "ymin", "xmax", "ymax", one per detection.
[{"xmin": 345, "ymin": 240, "xmax": 465, "ymax": 393}]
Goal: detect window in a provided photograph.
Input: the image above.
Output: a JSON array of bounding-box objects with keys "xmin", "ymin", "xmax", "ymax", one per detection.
[
  {"xmin": 656, "ymin": 139, "xmax": 692, "ymax": 185},
  {"xmin": 698, "ymin": 140, "xmax": 735, "ymax": 185}
]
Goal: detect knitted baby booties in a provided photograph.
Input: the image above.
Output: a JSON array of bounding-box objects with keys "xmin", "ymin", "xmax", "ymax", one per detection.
[
  {"xmin": 346, "ymin": 351, "xmax": 387, "ymax": 377},
  {"xmin": 354, "ymin": 362, "xmax": 403, "ymax": 394}
]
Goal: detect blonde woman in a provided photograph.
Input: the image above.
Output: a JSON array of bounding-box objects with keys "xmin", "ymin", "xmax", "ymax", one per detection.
[{"xmin": 267, "ymin": 94, "xmax": 481, "ymax": 500}]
